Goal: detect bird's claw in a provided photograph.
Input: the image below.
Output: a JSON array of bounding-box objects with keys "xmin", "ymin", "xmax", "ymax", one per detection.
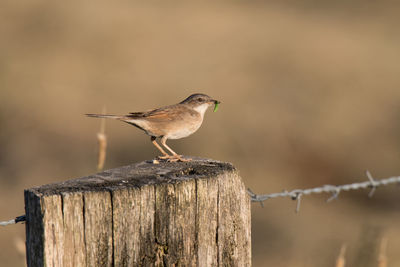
[
  {"xmin": 157, "ymin": 155, "xmax": 192, "ymax": 162},
  {"xmin": 168, "ymin": 156, "xmax": 192, "ymax": 162},
  {"xmin": 157, "ymin": 155, "xmax": 171, "ymax": 160}
]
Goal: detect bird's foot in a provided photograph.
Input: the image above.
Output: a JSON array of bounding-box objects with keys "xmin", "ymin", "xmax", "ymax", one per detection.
[
  {"xmin": 169, "ymin": 155, "xmax": 192, "ymax": 162},
  {"xmin": 157, "ymin": 155, "xmax": 172, "ymax": 160},
  {"xmin": 157, "ymin": 154, "xmax": 191, "ymax": 162}
]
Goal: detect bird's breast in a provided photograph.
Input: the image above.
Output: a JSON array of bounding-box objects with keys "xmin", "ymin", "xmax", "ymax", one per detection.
[{"xmin": 166, "ymin": 117, "xmax": 203, "ymax": 139}]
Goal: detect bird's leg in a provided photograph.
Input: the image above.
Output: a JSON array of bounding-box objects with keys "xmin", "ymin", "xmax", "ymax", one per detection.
[
  {"xmin": 151, "ymin": 136, "xmax": 171, "ymax": 159},
  {"xmin": 160, "ymin": 137, "xmax": 178, "ymax": 156},
  {"xmin": 160, "ymin": 136, "xmax": 191, "ymax": 162}
]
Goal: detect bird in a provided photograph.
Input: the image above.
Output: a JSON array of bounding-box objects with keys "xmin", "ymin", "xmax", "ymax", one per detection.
[{"xmin": 86, "ymin": 93, "xmax": 220, "ymax": 162}]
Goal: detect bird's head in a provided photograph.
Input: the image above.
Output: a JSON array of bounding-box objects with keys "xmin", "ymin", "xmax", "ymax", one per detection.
[{"xmin": 180, "ymin": 93, "xmax": 220, "ymax": 114}]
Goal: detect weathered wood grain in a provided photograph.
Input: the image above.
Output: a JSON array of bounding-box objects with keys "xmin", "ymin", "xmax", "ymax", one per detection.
[
  {"xmin": 25, "ymin": 158, "xmax": 251, "ymax": 266},
  {"xmin": 61, "ymin": 192, "xmax": 86, "ymax": 267}
]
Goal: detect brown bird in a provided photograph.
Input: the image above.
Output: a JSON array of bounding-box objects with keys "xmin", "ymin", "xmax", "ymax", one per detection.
[{"xmin": 86, "ymin": 93, "xmax": 220, "ymax": 162}]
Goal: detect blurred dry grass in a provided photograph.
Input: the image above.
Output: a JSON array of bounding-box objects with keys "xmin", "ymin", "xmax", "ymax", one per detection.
[{"xmin": 1, "ymin": 1, "xmax": 400, "ymax": 266}]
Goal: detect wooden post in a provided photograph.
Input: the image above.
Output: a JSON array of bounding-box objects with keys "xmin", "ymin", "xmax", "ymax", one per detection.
[{"xmin": 25, "ymin": 158, "xmax": 251, "ymax": 266}]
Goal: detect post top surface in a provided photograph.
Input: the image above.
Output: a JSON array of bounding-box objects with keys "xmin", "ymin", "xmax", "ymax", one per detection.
[{"xmin": 27, "ymin": 158, "xmax": 236, "ymax": 195}]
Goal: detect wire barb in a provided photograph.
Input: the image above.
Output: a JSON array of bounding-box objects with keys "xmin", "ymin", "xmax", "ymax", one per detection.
[
  {"xmin": 366, "ymin": 170, "xmax": 377, "ymax": 198},
  {"xmin": 249, "ymin": 173, "xmax": 400, "ymax": 212},
  {"xmin": 327, "ymin": 188, "xmax": 340, "ymax": 202},
  {"xmin": 295, "ymin": 193, "xmax": 302, "ymax": 213}
]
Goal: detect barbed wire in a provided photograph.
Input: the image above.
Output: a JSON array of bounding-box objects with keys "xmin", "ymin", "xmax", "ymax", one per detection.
[
  {"xmin": 2, "ymin": 172, "xmax": 400, "ymax": 225},
  {"xmin": 0, "ymin": 215, "xmax": 26, "ymax": 226},
  {"xmin": 248, "ymin": 171, "xmax": 400, "ymax": 213}
]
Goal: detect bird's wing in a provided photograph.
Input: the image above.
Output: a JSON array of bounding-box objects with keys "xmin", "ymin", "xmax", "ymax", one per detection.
[
  {"xmin": 128, "ymin": 107, "xmax": 156, "ymax": 116},
  {"xmin": 127, "ymin": 107, "xmax": 174, "ymax": 122},
  {"xmin": 128, "ymin": 111, "xmax": 145, "ymax": 117}
]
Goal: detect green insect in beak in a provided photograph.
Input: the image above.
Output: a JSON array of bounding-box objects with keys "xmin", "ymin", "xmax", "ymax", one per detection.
[{"xmin": 213, "ymin": 101, "xmax": 220, "ymax": 112}]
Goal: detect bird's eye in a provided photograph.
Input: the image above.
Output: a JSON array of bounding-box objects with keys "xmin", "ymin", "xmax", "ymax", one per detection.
[{"xmin": 197, "ymin": 98, "xmax": 204, "ymax": 102}]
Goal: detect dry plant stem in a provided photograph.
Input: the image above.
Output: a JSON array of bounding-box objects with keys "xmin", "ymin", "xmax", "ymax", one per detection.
[
  {"xmin": 378, "ymin": 237, "xmax": 388, "ymax": 267},
  {"xmin": 14, "ymin": 237, "xmax": 26, "ymax": 259},
  {"xmin": 97, "ymin": 133, "xmax": 107, "ymax": 171},
  {"xmin": 335, "ymin": 244, "xmax": 346, "ymax": 267},
  {"xmin": 97, "ymin": 106, "xmax": 107, "ymax": 171}
]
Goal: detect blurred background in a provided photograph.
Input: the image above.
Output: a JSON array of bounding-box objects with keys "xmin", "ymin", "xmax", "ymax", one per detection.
[{"xmin": 1, "ymin": 0, "xmax": 400, "ymax": 266}]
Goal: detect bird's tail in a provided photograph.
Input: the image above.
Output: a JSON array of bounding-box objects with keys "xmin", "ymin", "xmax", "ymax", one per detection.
[{"xmin": 85, "ymin": 114, "xmax": 126, "ymax": 120}]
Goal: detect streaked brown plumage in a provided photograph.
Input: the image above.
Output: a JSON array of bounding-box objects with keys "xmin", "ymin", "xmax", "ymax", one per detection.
[{"xmin": 86, "ymin": 93, "xmax": 220, "ymax": 162}]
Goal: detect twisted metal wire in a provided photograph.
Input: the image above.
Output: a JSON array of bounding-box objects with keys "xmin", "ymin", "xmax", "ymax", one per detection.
[
  {"xmin": 248, "ymin": 171, "xmax": 400, "ymax": 212},
  {"xmin": 0, "ymin": 215, "xmax": 26, "ymax": 226},
  {"xmin": 2, "ymin": 172, "xmax": 400, "ymax": 224}
]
